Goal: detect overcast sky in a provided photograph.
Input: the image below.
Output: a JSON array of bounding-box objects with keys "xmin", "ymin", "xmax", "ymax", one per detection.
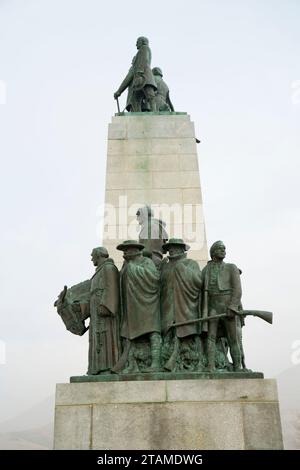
[{"xmin": 0, "ymin": 0, "xmax": 300, "ymax": 423}]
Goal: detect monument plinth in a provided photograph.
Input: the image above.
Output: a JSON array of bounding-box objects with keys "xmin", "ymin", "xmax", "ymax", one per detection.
[
  {"xmin": 103, "ymin": 112, "xmax": 208, "ymax": 269},
  {"xmin": 54, "ymin": 379, "xmax": 283, "ymax": 450}
]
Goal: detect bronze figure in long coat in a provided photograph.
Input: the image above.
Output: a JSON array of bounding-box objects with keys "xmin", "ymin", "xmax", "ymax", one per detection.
[
  {"xmin": 117, "ymin": 240, "xmax": 161, "ymax": 373},
  {"xmin": 119, "ymin": 252, "xmax": 160, "ymax": 341},
  {"xmin": 114, "ymin": 37, "xmax": 157, "ymax": 112},
  {"xmin": 161, "ymin": 239, "xmax": 202, "ymax": 338},
  {"xmin": 88, "ymin": 247, "xmax": 120, "ymax": 375}
]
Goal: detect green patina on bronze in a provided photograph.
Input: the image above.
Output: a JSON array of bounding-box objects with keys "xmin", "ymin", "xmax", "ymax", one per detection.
[
  {"xmin": 152, "ymin": 67, "xmax": 174, "ymax": 112},
  {"xmin": 113, "ymin": 240, "xmax": 161, "ymax": 374},
  {"xmin": 115, "ymin": 112, "xmax": 186, "ymax": 116},
  {"xmin": 113, "ymin": 37, "xmax": 176, "ymax": 114},
  {"xmin": 160, "ymin": 239, "xmax": 203, "ymax": 372},
  {"xmin": 55, "ymin": 247, "xmax": 120, "ymax": 375},
  {"xmin": 70, "ymin": 371, "xmax": 264, "ymax": 383},
  {"xmin": 54, "ymin": 236, "xmax": 273, "ymax": 381},
  {"xmin": 114, "ymin": 37, "xmax": 157, "ymax": 113}
]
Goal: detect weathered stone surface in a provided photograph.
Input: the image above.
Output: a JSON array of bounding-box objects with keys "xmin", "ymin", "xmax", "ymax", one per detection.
[
  {"xmin": 170, "ymin": 223, "xmax": 206, "ymax": 240},
  {"xmin": 107, "ymin": 138, "xmax": 197, "ymax": 156},
  {"xmin": 179, "ymin": 154, "xmax": 199, "ymax": 171},
  {"xmin": 182, "ymin": 188, "xmax": 203, "ymax": 204},
  {"xmin": 242, "ymin": 402, "xmax": 284, "ymax": 450},
  {"xmin": 151, "ymin": 138, "xmax": 197, "ymax": 155},
  {"xmin": 151, "ymin": 171, "xmax": 200, "ymax": 189},
  {"xmin": 53, "ymin": 404, "xmax": 92, "ymax": 450},
  {"xmin": 187, "ymin": 246, "xmax": 209, "ymax": 261},
  {"xmin": 107, "ymin": 154, "xmax": 188, "ymax": 173},
  {"xmin": 104, "ymin": 188, "xmax": 183, "ymax": 206},
  {"xmin": 121, "ymin": 118, "xmax": 195, "ymax": 140},
  {"xmin": 106, "ymin": 172, "xmax": 153, "ymax": 190},
  {"xmin": 54, "ymin": 379, "xmax": 283, "ymax": 450},
  {"xmin": 166, "ymin": 378, "xmax": 278, "ymax": 402},
  {"xmin": 103, "ymin": 114, "xmax": 208, "ymax": 267},
  {"xmin": 56, "ymin": 381, "xmax": 166, "ymax": 405},
  {"xmin": 91, "ymin": 402, "xmax": 244, "ymax": 450}
]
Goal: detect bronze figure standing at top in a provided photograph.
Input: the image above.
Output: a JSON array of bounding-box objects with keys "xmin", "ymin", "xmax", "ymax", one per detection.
[
  {"xmin": 114, "ymin": 37, "xmax": 175, "ymax": 113},
  {"xmin": 114, "ymin": 36, "xmax": 157, "ymax": 112}
]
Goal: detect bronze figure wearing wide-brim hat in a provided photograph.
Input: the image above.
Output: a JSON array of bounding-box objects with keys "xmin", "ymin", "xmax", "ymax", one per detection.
[
  {"xmin": 116, "ymin": 239, "xmax": 145, "ymax": 251},
  {"xmin": 162, "ymin": 238, "xmax": 190, "ymax": 252}
]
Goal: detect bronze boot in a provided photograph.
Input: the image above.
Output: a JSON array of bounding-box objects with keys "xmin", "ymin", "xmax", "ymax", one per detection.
[{"xmin": 145, "ymin": 332, "xmax": 161, "ymax": 372}]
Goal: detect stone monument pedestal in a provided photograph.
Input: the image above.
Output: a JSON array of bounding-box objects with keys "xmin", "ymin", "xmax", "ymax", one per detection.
[
  {"xmin": 53, "ymin": 378, "xmax": 283, "ymax": 449},
  {"xmin": 103, "ymin": 112, "xmax": 208, "ymax": 269}
]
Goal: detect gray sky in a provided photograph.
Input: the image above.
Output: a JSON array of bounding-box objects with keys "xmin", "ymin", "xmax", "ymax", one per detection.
[{"xmin": 0, "ymin": 0, "xmax": 300, "ymax": 422}]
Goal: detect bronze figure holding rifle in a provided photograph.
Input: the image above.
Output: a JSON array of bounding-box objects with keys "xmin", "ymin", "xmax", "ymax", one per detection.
[{"xmin": 201, "ymin": 241, "xmax": 245, "ymax": 372}]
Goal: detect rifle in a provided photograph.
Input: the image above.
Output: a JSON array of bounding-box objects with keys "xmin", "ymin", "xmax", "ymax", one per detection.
[
  {"xmin": 168, "ymin": 310, "xmax": 273, "ymax": 330},
  {"xmin": 163, "ymin": 310, "xmax": 272, "ymax": 370}
]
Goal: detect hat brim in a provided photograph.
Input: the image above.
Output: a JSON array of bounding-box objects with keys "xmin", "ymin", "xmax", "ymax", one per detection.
[
  {"xmin": 116, "ymin": 242, "xmax": 145, "ymax": 251},
  {"xmin": 162, "ymin": 242, "xmax": 190, "ymax": 252}
]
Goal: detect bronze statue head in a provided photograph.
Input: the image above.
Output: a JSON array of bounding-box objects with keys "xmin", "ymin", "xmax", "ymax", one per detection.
[
  {"xmin": 152, "ymin": 67, "xmax": 163, "ymax": 77},
  {"xmin": 210, "ymin": 241, "xmax": 226, "ymax": 261},
  {"xmin": 162, "ymin": 238, "xmax": 190, "ymax": 259},
  {"xmin": 116, "ymin": 240, "xmax": 144, "ymax": 261},
  {"xmin": 91, "ymin": 247, "xmax": 109, "ymax": 266},
  {"xmin": 136, "ymin": 36, "xmax": 149, "ymax": 49}
]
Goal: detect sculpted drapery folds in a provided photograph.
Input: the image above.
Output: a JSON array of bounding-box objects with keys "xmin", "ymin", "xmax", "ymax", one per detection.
[
  {"xmin": 121, "ymin": 240, "xmax": 160, "ymax": 340},
  {"xmin": 120, "ymin": 257, "xmax": 161, "ymax": 340},
  {"xmin": 88, "ymin": 248, "xmax": 120, "ymax": 375},
  {"xmin": 161, "ymin": 252, "xmax": 202, "ymax": 338},
  {"xmin": 117, "ymin": 240, "xmax": 161, "ymax": 373},
  {"xmin": 160, "ymin": 239, "xmax": 203, "ymax": 371}
]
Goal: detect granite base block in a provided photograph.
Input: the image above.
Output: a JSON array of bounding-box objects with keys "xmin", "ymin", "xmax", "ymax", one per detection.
[{"xmin": 54, "ymin": 378, "xmax": 283, "ymax": 450}]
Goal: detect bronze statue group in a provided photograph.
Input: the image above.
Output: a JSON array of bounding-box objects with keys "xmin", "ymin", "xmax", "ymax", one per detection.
[{"xmin": 55, "ymin": 206, "xmax": 252, "ymax": 376}]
